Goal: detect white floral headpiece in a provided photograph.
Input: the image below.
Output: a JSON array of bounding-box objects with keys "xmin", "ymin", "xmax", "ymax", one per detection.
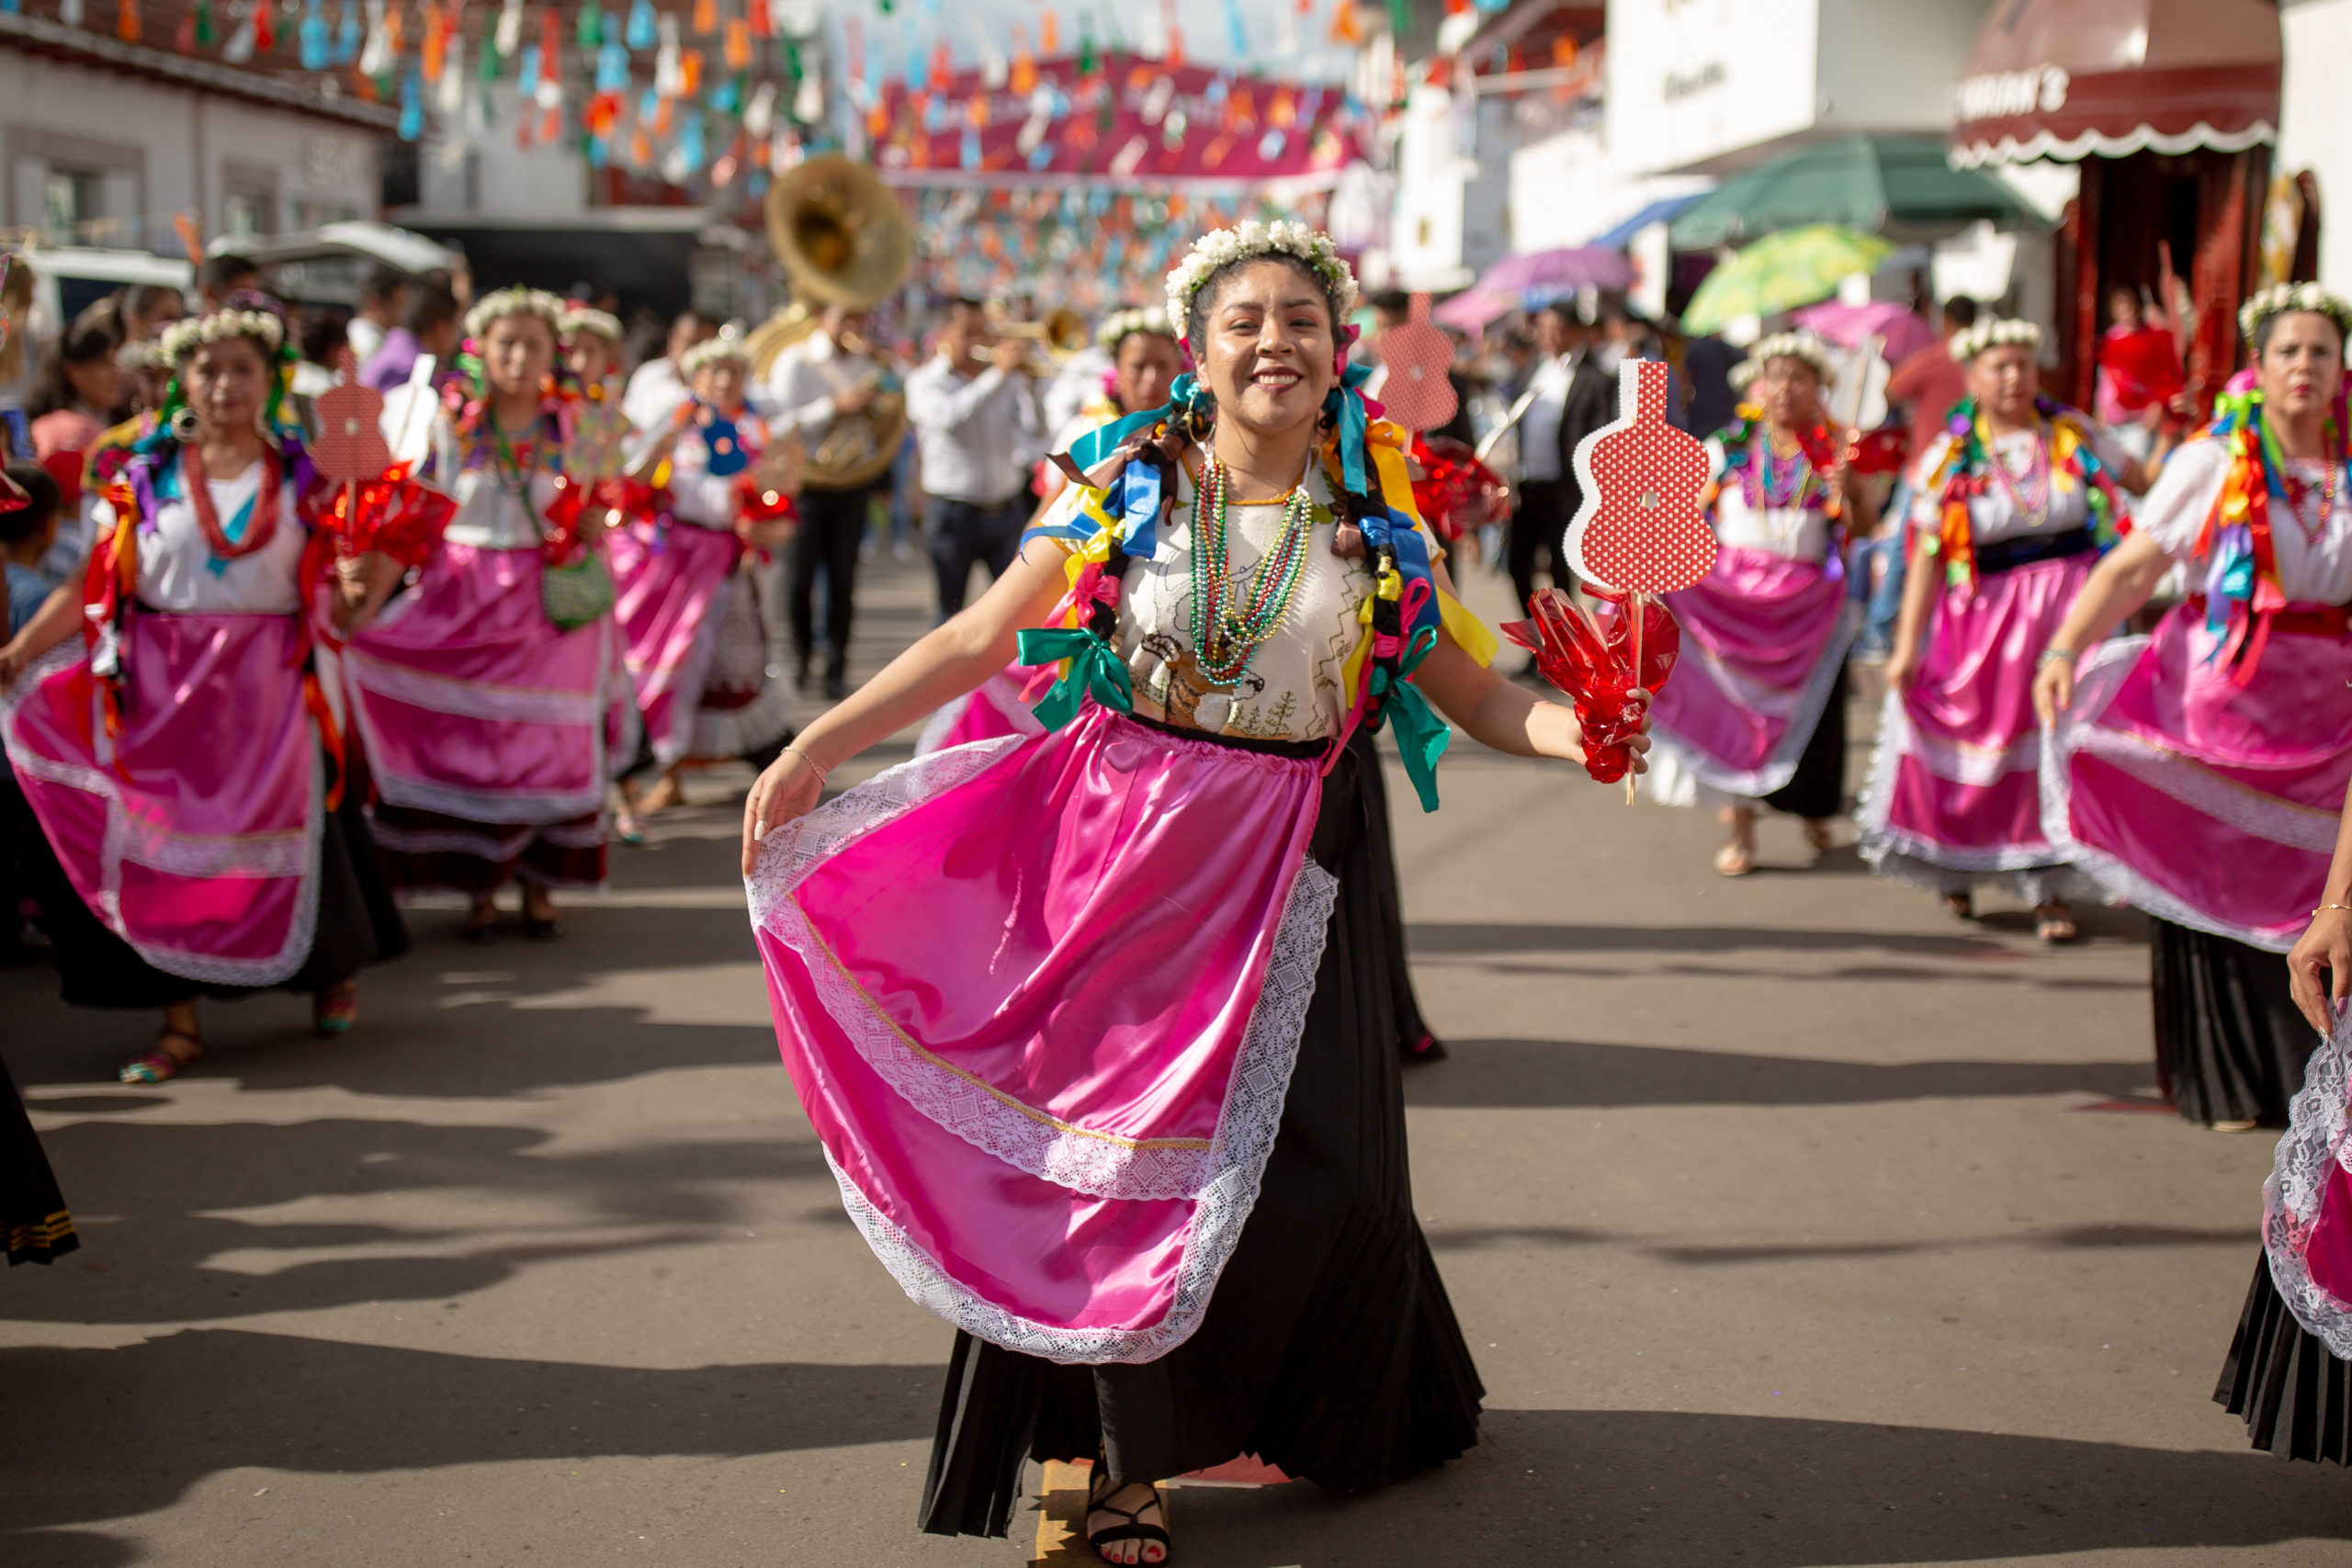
[
  {"xmin": 1728, "ymin": 331, "xmax": 1838, "ymax": 391},
  {"xmin": 559, "ymin": 304, "xmax": 623, "ymax": 343},
  {"xmin": 1951, "ymin": 316, "xmax": 2043, "ymax": 362},
  {"xmin": 118, "ymin": 336, "xmax": 170, "ymax": 372},
  {"xmin": 2238, "ymin": 282, "xmax": 2352, "ymax": 342},
  {"xmin": 679, "ymin": 326, "xmax": 751, "ymax": 377},
  {"xmin": 462, "ymin": 286, "xmax": 567, "ymax": 341},
  {"xmin": 1164, "ymin": 220, "xmax": 1360, "ymax": 344},
  {"xmin": 159, "ymin": 307, "xmax": 286, "ymax": 365},
  {"xmin": 1095, "ymin": 306, "xmax": 1175, "ymax": 351}
]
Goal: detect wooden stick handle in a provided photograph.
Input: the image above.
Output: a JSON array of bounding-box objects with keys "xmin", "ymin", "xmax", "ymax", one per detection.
[{"xmin": 1626, "ymin": 594, "xmax": 1644, "ymax": 807}]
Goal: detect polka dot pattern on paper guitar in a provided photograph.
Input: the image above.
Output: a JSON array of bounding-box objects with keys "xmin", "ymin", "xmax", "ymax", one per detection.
[{"xmin": 1564, "ymin": 358, "xmax": 1713, "ymax": 596}]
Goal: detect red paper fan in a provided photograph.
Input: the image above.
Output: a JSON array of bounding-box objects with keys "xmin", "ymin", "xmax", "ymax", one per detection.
[
  {"xmin": 1565, "ymin": 358, "xmax": 1713, "ymax": 595},
  {"xmin": 1375, "ymin": 293, "xmax": 1459, "ymax": 434}
]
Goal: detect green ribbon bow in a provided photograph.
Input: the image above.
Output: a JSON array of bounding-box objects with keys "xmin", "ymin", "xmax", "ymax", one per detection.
[
  {"xmin": 1016, "ymin": 626, "xmax": 1135, "ymax": 732},
  {"xmin": 1370, "ymin": 626, "xmax": 1449, "ymax": 812}
]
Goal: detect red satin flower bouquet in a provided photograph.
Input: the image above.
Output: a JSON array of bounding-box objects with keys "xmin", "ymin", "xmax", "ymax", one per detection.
[
  {"xmin": 1502, "ymin": 588, "xmax": 1678, "ymax": 784},
  {"xmin": 1408, "ymin": 433, "xmax": 1510, "ymax": 543}
]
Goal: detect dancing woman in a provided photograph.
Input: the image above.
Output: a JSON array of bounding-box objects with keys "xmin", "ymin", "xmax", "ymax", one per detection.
[
  {"xmin": 1642, "ymin": 332, "xmax": 1871, "ymax": 874},
  {"xmin": 1860, "ymin": 318, "xmax": 2152, "ymax": 942},
  {"xmin": 2037, "ymin": 287, "xmax": 2352, "ymax": 1129},
  {"xmin": 609, "ymin": 331, "xmax": 797, "ymax": 821},
  {"xmin": 736, "ymin": 222, "xmax": 1645, "ymax": 1564},
  {"xmin": 344, "ymin": 288, "xmax": 635, "ymax": 942},
  {"xmin": 0, "ymin": 301, "xmax": 411, "ymax": 1082}
]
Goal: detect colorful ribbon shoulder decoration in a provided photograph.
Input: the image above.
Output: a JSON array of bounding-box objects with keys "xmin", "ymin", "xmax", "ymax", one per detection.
[{"xmin": 1926, "ymin": 395, "xmax": 2130, "ymax": 590}]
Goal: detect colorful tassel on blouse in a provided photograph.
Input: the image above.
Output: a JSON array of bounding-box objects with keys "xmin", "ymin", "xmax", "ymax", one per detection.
[
  {"xmin": 1926, "ymin": 396, "xmax": 2129, "ymax": 590},
  {"xmin": 2188, "ymin": 372, "xmax": 2347, "ymax": 683}
]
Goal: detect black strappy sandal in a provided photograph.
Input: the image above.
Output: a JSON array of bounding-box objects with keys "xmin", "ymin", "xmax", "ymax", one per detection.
[{"xmin": 1085, "ymin": 1467, "xmax": 1170, "ymax": 1565}]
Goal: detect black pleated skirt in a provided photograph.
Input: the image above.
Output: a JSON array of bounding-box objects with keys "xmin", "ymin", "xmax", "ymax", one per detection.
[
  {"xmin": 2217, "ymin": 1251, "xmax": 2352, "ymax": 1464},
  {"xmin": 1, "ymin": 756, "xmax": 410, "ymax": 1010},
  {"xmin": 917, "ymin": 727, "xmax": 1487, "ymax": 1538},
  {"xmin": 2151, "ymin": 919, "xmax": 2313, "ymax": 1127},
  {"xmin": 1761, "ymin": 661, "xmax": 1848, "ymax": 821},
  {"xmin": 1351, "ymin": 732, "xmax": 1444, "ymax": 1062},
  {"xmin": 1, "ymin": 1054, "xmax": 75, "ymax": 1265}
]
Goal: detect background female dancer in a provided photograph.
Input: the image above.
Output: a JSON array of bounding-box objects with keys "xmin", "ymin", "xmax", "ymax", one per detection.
[
  {"xmin": 737, "ymin": 221, "xmax": 1644, "ymax": 1564},
  {"xmin": 345, "ymin": 288, "xmax": 634, "ymax": 943},
  {"xmin": 2038, "ymin": 286, "xmax": 2352, "ymax": 1129},
  {"xmin": 1861, "ymin": 318, "xmax": 2154, "ymax": 942},
  {"xmin": 0, "ymin": 300, "xmax": 410, "ymax": 1081},
  {"xmin": 610, "ymin": 332, "xmax": 797, "ymax": 823},
  {"xmin": 1642, "ymin": 332, "xmax": 1871, "ymax": 875}
]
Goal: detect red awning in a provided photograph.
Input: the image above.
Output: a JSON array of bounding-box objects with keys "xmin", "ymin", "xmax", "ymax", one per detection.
[{"xmin": 1949, "ymin": 0, "xmax": 2279, "ymax": 167}]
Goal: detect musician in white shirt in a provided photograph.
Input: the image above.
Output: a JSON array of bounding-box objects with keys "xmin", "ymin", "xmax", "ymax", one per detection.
[{"xmin": 766, "ymin": 304, "xmax": 890, "ymax": 698}]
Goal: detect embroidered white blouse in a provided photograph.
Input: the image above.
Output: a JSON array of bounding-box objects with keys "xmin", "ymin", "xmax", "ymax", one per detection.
[
  {"xmin": 1907, "ymin": 423, "xmax": 2134, "ymax": 548},
  {"xmin": 2132, "ymin": 437, "xmax": 2352, "ymax": 605},
  {"xmin": 96, "ymin": 457, "xmax": 310, "ymax": 615}
]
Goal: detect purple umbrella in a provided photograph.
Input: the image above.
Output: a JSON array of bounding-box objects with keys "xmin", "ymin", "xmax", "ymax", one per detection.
[
  {"xmin": 1433, "ymin": 289, "xmax": 1516, "ymax": 333},
  {"xmin": 1793, "ymin": 300, "xmax": 1938, "ymax": 367},
  {"xmin": 1476, "ymin": 247, "xmax": 1634, "ymax": 302}
]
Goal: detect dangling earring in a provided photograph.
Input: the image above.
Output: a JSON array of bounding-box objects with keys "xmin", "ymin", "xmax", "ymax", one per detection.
[{"xmin": 169, "ymin": 406, "xmax": 199, "ymax": 443}]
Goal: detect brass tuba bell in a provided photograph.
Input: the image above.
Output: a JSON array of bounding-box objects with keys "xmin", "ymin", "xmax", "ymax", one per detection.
[{"xmin": 747, "ymin": 155, "xmax": 913, "ymax": 491}]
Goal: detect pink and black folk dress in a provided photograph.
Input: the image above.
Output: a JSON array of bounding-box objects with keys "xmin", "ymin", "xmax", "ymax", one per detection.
[
  {"xmin": 1857, "ymin": 412, "xmax": 2132, "ymax": 902},
  {"xmin": 1642, "ymin": 424, "xmax": 1859, "ymax": 819},
  {"xmin": 0, "ymin": 436, "xmax": 407, "ymax": 1010},
  {"xmin": 2046, "ymin": 418, "xmax": 2352, "ymax": 1127},
  {"xmin": 605, "ymin": 403, "xmax": 795, "ymax": 770},
  {"xmin": 343, "ymin": 404, "xmax": 636, "ymax": 895},
  {"xmin": 749, "ymin": 434, "xmax": 1488, "ymax": 1535}
]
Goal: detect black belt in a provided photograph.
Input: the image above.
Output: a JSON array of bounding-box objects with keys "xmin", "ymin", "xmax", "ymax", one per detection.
[
  {"xmin": 1974, "ymin": 528, "xmax": 2097, "ymax": 574},
  {"xmin": 1125, "ymin": 710, "xmax": 1326, "ymax": 761}
]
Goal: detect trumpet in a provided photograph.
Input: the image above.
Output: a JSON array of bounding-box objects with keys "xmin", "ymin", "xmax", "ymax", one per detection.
[{"xmin": 991, "ymin": 306, "xmax": 1088, "ymax": 372}]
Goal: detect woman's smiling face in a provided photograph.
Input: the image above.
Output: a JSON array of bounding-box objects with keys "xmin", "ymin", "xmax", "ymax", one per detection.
[{"xmin": 1193, "ymin": 257, "xmax": 1337, "ymax": 436}]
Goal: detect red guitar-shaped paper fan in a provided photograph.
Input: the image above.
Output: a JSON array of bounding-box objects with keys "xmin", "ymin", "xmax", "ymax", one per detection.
[
  {"xmin": 313, "ymin": 352, "xmax": 453, "ymax": 571},
  {"xmin": 1375, "ymin": 293, "xmax": 1459, "ymax": 434},
  {"xmin": 313, "ymin": 357, "xmax": 392, "ymax": 485},
  {"xmin": 1565, "ymin": 357, "xmax": 1713, "ymax": 594},
  {"xmin": 1526, "ymin": 358, "xmax": 1712, "ymax": 800}
]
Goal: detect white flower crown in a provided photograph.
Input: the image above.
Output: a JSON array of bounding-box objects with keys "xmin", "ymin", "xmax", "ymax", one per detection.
[
  {"xmin": 461, "ymin": 286, "xmax": 568, "ymax": 341},
  {"xmin": 2238, "ymin": 281, "xmax": 2352, "ymax": 342},
  {"xmin": 1164, "ymin": 220, "xmax": 1360, "ymax": 343},
  {"xmin": 159, "ymin": 308, "xmax": 286, "ymax": 365},
  {"xmin": 1728, "ymin": 331, "xmax": 1838, "ymax": 391},
  {"xmin": 559, "ymin": 305, "xmax": 623, "ymax": 343},
  {"xmin": 679, "ymin": 327, "xmax": 751, "ymax": 377},
  {"xmin": 118, "ymin": 336, "xmax": 170, "ymax": 372},
  {"xmin": 1095, "ymin": 306, "xmax": 1175, "ymax": 351},
  {"xmin": 1950, "ymin": 316, "xmax": 2043, "ymax": 362}
]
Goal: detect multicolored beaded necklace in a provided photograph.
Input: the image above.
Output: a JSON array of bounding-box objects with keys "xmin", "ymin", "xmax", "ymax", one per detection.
[
  {"xmin": 2260, "ymin": 410, "xmax": 2344, "ymax": 546},
  {"xmin": 1984, "ymin": 421, "xmax": 2054, "ymax": 526},
  {"xmin": 1189, "ymin": 457, "xmax": 1315, "ymax": 686},
  {"xmin": 1741, "ymin": 427, "xmax": 1817, "ymax": 511}
]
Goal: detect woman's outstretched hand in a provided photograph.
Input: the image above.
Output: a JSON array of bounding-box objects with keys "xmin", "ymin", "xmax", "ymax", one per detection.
[
  {"xmin": 741, "ymin": 748, "xmax": 827, "ymax": 876},
  {"xmin": 2289, "ymin": 907, "xmax": 2352, "ymax": 1035}
]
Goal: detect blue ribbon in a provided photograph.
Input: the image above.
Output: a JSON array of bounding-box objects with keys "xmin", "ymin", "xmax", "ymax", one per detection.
[
  {"xmin": 1066, "ymin": 372, "xmax": 1200, "ymax": 474},
  {"xmin": 1323, "ymin": 361, "xmax": 1374, "ymax": 499},
  {"xmin": 1015, "ymin": 626, "xmax": 1135, "ymax": 732},
  {"xmin": 1369, "ymin": 626, "xmax": 1449, "ymax": 812}
]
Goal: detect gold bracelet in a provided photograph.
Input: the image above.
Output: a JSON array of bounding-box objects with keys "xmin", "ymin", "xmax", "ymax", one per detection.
[{"xmin": 2316, "ymin": 904, "xmax": 2352, "ymax": 916}]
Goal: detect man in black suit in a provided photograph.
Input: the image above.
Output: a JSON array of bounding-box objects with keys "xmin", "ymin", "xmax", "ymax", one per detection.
[{"xmin": 1507, "ymin": 301, "xmax": 1615, "ymax": 633}]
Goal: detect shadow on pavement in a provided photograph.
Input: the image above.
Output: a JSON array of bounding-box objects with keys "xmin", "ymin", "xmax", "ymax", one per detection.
[
  {"xmin": 1407, "ymin": 919, "xmax": 2135, "ymax": 960},
  {"xmin": 0, "ymin": 1329, "xmax": 942, "ymax": 1538},
  {"xmin": 1158, "ymin": 1406, "xmax": 2351, "ymax": 1566},
  {"xmin": 0, "ymin": 1116, "xmax": 827, "ymax": 1324},
  {"xmin": 1408, "ymin": 1036, "xmax": 2152, "ymax": 1111}
]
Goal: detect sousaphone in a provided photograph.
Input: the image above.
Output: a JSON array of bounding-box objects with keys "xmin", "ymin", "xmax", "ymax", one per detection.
[{"xmin": 747, "ymin": 155, "xmax": 912, "ymax": 491}]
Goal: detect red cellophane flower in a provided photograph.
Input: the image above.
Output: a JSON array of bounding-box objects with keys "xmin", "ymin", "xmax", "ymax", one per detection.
[
  {"xmin": 1501, "ymin": 587, "xmax": 1679, "ymax": 783},
  {"xmin": 1408, "ymin": 433, "xmax": 1509, "ymax": 543},
  {"xmin": 322, "ymin": 465, "xmax": 458, "ymax": 570}
]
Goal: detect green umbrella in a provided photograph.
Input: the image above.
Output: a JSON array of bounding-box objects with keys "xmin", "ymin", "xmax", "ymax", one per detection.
[
  {"xmin": 1669, "ymin": 134, "xmax": 2032, "ymax": 250},
  {"xmin": 1680, "ymin": 226, "xmax": 1894, "ymax": 336}
]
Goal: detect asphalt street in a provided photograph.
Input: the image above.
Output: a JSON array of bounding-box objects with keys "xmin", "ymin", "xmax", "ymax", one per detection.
[{"xmin": 5, "ymin": 553, "xmax": 2345, "ymax": 1567}]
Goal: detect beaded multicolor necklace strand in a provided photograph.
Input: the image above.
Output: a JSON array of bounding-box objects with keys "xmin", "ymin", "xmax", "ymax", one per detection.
[
  {"xmin": 1742, "ymin": 427, "xmax": 1817, "ymax": 511},
  {"xmin": 1189, "ymin": 457, "xmax": 1315, "ymax": 686},
  {"xmin": 1983, "ymin": 417, "xmax": 2054, "ymax": 526}
]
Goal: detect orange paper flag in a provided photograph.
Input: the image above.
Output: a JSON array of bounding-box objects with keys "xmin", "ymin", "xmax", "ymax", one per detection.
[
  {"xmin": 692, "ymin": 0, "xmax": 715, "ymax": 36},
  {"xmin": 1039, "ymin": 8, "xmax": 1057, "ymax": 52}
]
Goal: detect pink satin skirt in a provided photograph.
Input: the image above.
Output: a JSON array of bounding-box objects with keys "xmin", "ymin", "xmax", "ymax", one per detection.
[
  {"xmin": 607, "ymin": 518, "xmax": 743, "ymax": 768},
  {"xmin": 749, "ymin": 705, "xmax": 1335, "ymax": 1364},
  {"xmin": 1645, "ymin": 545, "xmax": 1858, "ymax": 805},
  {"xmin": 1858, "ymin": 550, "xmax": 2095, "ymax": 893},
  {"xmin": 343, "ymin": 541, "xmax": 634, "ymax": 824},
  {"xmin": 2044, "ymin": 604, "xmax": 2352, "ymax": 950},
  {"xmin": 2, "ymin": 612, "xmax": 322, "ymax": 987},
  {"xmin": 911, "ymin": 662, "xmax": 1046, "ymax": 758}
]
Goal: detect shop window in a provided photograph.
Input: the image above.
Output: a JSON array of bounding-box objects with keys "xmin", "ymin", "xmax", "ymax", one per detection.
[{"xmin": 41, "ymin": 166, "xmax": 99, "ymax": 243}]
